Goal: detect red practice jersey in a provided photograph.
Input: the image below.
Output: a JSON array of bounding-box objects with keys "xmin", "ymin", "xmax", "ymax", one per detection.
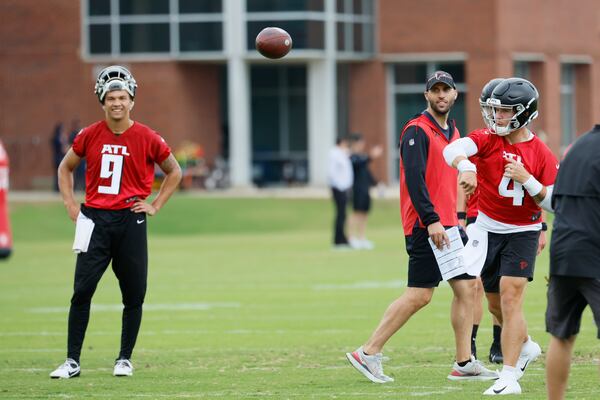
[
  {"xmin": 399, "ymin": 113, "xmax": 460, "ymax": 235},
  {"xmin": 0, "ymin": 139, "xmax": 12, "ymax": 251},
  {"xmin": 468, "ymin": 129, "xmax": 558, "ymax": 225},
  {"xmin": 465, "ymin": 152, "xmax": 481, "ymax": 219},
  {"xmin": 466, "ymin": 186, "xmax": 480, "ymax": 219},
  {"xmin": 72, "ymin": 121, "xmax": 171, "ymax": 210}
]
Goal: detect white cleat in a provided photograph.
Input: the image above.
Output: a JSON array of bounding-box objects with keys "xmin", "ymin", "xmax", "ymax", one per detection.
[
  {"xmin": 49, "ymin": 358, "xmax": 80, "ymax": 379},
  {"xmin": 113, "ymin": 359, "xmax": 133, "ymax": 377},
  {"xmin": 345, "ymin": 346, "xmax": 394, "ymax": 383},
  {"xmin": 483, "ymin": 372, "xmax": 521, "ymax": 395},
  {"xmin": 348, "ymin": 238, "xmax": 362, "ymax": 249},
  {"xmin": 515, "ymin": 336, "xmax": 542, "ymax": 380},
  {"xmin": 447, "ymin": 356, "xmax": 499, "ymax": 381},
  {"xmin": 359, "ymin": 239, "xmax": 375, "ymax": 250}
]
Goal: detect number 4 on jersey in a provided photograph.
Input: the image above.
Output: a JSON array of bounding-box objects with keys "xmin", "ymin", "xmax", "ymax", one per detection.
[
  {"xmin": 498, "ymin": 176, "xmax": 524, "ymax": 206},
  {"xmin": 98, "ymin": 154, "xmax": 123, "ymax": 195}
]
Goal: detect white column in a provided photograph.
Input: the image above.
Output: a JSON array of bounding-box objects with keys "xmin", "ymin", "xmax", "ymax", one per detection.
[
  {"xmin": 307, "ymin": 0, "xmax": 336, "ymax": 186},
  {"xmin": 224, "ymin": 0, "xmax": 251, "ymax": 187}
]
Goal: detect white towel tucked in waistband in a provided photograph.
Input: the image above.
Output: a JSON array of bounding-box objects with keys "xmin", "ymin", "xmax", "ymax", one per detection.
[
  {"xmin": 463, "ymin": 222, "xmax": 488, "ymax": 277},
  {"xmin": 72, "ymin": 211, "xmax": 95, "ymax": 254}
]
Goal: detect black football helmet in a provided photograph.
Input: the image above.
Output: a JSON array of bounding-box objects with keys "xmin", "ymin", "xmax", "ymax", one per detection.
[
  {"xmin": 94, "ymin": 65, "xmax": 137, "ymax": 104},
  {"xmin": 488, "ymin": 77, "xmax": 539, "ymax": 136},
  {"xmin": 479, "ymin": 78, "xmax": 504, "ymax": 131}
]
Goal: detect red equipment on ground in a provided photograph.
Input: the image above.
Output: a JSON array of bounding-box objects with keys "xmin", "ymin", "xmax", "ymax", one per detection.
[{"xmin": 0, "ymin": 139, "xmax": 12, "ymax": 260}]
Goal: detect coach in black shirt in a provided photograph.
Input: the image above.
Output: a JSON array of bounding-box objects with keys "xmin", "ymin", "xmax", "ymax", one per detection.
[{"xmin": 545, "ymin": 125, "xmax": 600, "ymax": 400}]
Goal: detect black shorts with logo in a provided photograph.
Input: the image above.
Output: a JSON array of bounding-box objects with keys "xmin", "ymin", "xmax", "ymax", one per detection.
[
  {"xmin": 546, "ymin": 275, "xmax": 600, "ymax": 339},
  {"xmin": 480, "ymin": 230, "xmax": 539, "ymax": 293},
  {"xmin": 405, "ymin": 226, "xmax": 473, "ymax": 288}
]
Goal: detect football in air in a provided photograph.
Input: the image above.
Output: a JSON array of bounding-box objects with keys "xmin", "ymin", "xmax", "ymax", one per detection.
[{"xmin": 255, "ymin": 27, "xmax": 292, "ymax": 59}]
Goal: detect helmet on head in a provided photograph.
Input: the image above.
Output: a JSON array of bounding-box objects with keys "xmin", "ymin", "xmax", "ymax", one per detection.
[
  {"xmin": 479, "ymin": 78, "xmax": 504, "ymax": 131},
  {"xmin": 94, "ymin": 65, "xmax": 137, "ymax": 103},
  {"xmin": 488, "ymin": 77, "xmax": 538, "ymax": 136}
]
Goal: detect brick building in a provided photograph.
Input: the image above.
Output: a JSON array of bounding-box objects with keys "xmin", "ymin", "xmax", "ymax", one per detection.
[{"xmin": 1, "ymin": 0, "xmax": 599, "ymax": 189}]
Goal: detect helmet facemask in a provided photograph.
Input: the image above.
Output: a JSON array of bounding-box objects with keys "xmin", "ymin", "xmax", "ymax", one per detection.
[
  {"xmin": 94, "ymin": 66, "xmax": 137, "ymax": 104},
  {"xmin": 479, "ymin": 99, "xmax": 495, "ymax": 131},
  {"xmin": 487, "ymin": 97, "xmax": 538, "ymax": 136}
]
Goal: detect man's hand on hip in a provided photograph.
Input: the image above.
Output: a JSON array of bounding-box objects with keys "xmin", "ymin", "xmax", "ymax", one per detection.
[{"xmin": 131, "ymin": 200, "xmax": 157, "ymax": 216}]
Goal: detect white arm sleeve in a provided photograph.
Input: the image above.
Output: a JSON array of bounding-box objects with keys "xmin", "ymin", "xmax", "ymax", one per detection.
[
  {"xmin": 539, "ymin": 185, "xmax": 554, "ymax": 212},
  {"xmin": 443, "ymin": 137, "xmax": 479, "ymax": 167}
]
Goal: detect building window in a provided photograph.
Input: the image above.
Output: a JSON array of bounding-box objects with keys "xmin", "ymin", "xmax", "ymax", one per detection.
[
  {"xmin": 180, "ymin": 22, "xmax": 222, "ymax": 52},
  {"xmin": 251, "ymin": 65, "xmax": 308, "ymax": 186},
  {"xmin": 89, "ymin": 0, "xmax": 110, "ymax": 15},
  {"xmin": 119, "ymin": 0, "xmax": 169, "ymax": 15},
  {"xmin": 335, "ymin": 0, "xmax": 374, "ymax": 54},
  {"xmin": 89, "ymin": 24, "xmax": 111, "ymax": 54},
  {"xmin": 179, "ymin": 0, "xmax": 222, "ymax": 13},
  {"xmin": 84, "ymin": 0, "xmax": 224, "ymax": 56},
  {"xmin": 513, "ymin": 61, "xmax": 531, "ymax": 80},
  {"xmin": 120, "ymin": 23, "xmax": 170, "ymax": 53},
  {"xmin": 560, "ymin": 64, "xmax": 576, "ymax": 147},
  {"xmin": 247, "ymin": 0, "xmax": 324, "ymax": 12},
  {"xmin": 390, "ymin": 61, "xmax": 467, "ymax": 181},
  {"xmin": 246, "ymin": 0, "xmax": 373, "ymax": 56}
]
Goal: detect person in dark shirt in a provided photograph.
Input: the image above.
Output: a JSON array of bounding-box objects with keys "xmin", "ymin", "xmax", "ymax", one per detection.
[
  {"xmin": 545, "ymin": 125, "xmax": 600, "ymax": 400},
  {"xmin": 348, "ymin": 133, "xmax": 382, "ymax": 250},
  {"xmin": 51, "ymin": 122, "xmax": 68, "ymax": 192}
]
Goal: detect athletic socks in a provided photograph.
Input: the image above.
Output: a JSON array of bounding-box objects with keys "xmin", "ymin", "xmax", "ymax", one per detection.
[
  {"xmin": 493, "ymin": 324, "xmax": 502, "ymax": 345},
  {"xmin": 457, "ymin": 359, "xmax": 470, "ymax": 367},
  {"xmin": 471, "ymin": 324, "xmax": 479, "ymax": 358},
  {"xmin": 471, "ymin": 324, "xmax": 479, "ymax": 341}
]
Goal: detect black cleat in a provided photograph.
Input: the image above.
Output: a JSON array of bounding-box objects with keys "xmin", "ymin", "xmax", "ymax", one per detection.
[{"xmin": 489, "ymin": 342, "xmax": 503, "ymax": 364}]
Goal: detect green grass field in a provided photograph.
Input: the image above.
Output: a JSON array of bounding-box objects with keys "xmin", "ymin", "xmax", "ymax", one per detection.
[{"xmin": 0, "ymin": 195, "xmax": 598, "ymax": 399}]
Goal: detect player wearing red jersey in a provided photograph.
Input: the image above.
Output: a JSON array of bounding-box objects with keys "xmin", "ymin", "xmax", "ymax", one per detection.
[
  {"xmin": 346, "ymin": 71, "xmax": 497, "ymax": 384},
  {"xmin": 459, "ymin": 79, "xmax": 549, "ymax": 367},
  {"xmin": 444, "ymin": 78, "xmax": 557, "ymax": 395},
  {"xmin": 457, "ymin": 79, "xmax": 506, "ymax": 365},
  {"xmin": 50, "ymin": 66, "xmax": 182, "ymax": 379}
]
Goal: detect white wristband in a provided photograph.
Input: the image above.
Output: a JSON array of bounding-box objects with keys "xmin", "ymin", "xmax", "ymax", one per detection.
[
  {"xmin": 523, "ymin": 175, "xmax": 543, "ymax": 196},
  {"xmin": 457, "ymin": 159, "xmax": 477, "ymax": 173}
]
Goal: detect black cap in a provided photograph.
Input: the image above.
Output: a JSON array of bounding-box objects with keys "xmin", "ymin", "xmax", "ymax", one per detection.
[{"xmin": 426, "ymin": 70, "xmax": 456, "ymax": 91}]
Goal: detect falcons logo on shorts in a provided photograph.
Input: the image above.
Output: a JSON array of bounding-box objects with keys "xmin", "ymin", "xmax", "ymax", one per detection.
[{"xmin": 519, "ymin": 261, "xmax": 528, "ymax": 270}]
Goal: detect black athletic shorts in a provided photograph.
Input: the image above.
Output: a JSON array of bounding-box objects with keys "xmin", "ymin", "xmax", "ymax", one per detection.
[
  {"xmin": 352, "ymin": 189, "xmax": 371, "ymax": 212},
  {"xmin": 546, "ymin": 275, "xmax": 600, "ymax": 339},
  {"xmin": 405, "ymin": 226, "xmax": 473, "ymax": 288},
  {"xmin": 480, "ymin": 230, "xmax": 539, "ymax": 293}
]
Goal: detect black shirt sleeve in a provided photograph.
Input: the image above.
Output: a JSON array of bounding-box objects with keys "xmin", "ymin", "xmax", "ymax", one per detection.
[{"xmin": 400, "ymin": 125, "xmax": 440, "ymax": 226}]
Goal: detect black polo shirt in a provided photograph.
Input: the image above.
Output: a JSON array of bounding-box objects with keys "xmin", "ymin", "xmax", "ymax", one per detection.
[
  {"xmin": 350, "ymin": 153, "xmax": 375, "ymax": 193},
  {"xmin": 550, "ymin": 125, "xmax": 600, "ymax": 279}
]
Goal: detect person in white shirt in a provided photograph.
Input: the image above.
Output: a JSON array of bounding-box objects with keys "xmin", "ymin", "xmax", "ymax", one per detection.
[{"xmin": 328, "ymin": 136, "xmax": 353, "ymax": 248}]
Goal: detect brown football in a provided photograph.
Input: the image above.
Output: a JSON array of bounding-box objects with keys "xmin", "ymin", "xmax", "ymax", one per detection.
[{"xmin": 255, "ymin": 27, "xmax": 292, "ymax": 59}]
